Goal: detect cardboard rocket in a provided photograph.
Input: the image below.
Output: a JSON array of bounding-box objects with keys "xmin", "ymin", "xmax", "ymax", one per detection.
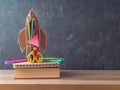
[
  {"xmin": 5, "ymin": 9, "xmax": 64, "ymax": 66},
  {"xmin": 18, "ymin": 9, "xmax": 47, "ymax": 57}
]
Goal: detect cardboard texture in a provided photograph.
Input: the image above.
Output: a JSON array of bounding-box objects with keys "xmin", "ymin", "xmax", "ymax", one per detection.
[
  {"xmin": 18, "ymin": 9, "xmax": 47, "ymax": 56},
  {"xmin": 18, "ymin": 28, "xmax": 26, "ymax": 52}
]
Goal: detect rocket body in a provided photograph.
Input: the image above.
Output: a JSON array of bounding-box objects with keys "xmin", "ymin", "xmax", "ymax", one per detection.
[{"xmin": 18, "ymin": 9, "xmax": 47, "ymax": 57}]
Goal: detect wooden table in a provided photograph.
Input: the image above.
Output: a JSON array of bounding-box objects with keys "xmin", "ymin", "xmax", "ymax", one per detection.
[{"xmin": 0, "ymin": 70, "xmax": 120, "ymax": 90}]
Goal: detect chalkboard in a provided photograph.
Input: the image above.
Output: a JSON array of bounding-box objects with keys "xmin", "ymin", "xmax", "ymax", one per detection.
[{"xmin": 1, "ymin": 0, "xmax": 120, "ymax": 70}]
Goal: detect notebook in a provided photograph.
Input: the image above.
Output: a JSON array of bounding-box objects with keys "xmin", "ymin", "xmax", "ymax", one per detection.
[{"xmin": 13, "ymin": 62, "xmax": 60, "ymax": 69}]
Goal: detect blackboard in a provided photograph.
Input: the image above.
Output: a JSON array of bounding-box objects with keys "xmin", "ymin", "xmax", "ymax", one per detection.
[{"xmin": 1, "ymin": 0, "xmax": 120, "ymax": 70}]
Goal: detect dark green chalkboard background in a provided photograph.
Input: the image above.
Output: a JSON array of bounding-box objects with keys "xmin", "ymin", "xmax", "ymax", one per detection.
[{"xmin": 1, "ymin": 0, "xmax": 120, "ymax": 70}]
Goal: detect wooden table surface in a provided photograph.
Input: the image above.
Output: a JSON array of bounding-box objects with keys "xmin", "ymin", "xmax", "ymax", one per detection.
[{"xmin": 1, "ymin": 70, "xmax": 120, "ymax": 90}]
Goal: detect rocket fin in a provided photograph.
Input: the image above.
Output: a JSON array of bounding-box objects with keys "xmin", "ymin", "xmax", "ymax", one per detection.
[
  {"xmin": 18, "ymin": 28, "xmax": 26, "ymax": 52},
  {"xmin": 39, "ymin": 29, "xmax": 47, "ymax": 51},
  {"xmin": 28, "ymin": 35, "xmax": 39, "ymax": 47}
]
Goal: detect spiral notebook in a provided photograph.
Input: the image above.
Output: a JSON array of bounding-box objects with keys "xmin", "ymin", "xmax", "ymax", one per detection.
[{"xmin": 13, "ymin": 62, "xmax": 60, "ymax": 69}]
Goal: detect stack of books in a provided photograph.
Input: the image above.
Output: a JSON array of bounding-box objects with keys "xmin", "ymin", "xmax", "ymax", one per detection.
[{"xmin": 13, "ymin": 62, "xmax": 60, "ymax": 79}]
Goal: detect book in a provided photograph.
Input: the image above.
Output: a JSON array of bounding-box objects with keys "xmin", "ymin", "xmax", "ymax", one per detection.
[
  {"xmin": 13, "ymin": 62, "xmax": 60, "ymax": 78},
  {"xmin": 14, "ymin": 68, "xmax": 60, "ymax": 79},
  {"xmin": 13, "ymin": 62, "xmax": 60, "ymax": 69}
]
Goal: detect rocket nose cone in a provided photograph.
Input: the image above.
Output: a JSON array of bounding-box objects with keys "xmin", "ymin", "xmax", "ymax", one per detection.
[
  {"xmin": 29, "ymin": 9, "xmax": 35, "ymax": 15},
  {"xmin": 27, "ymin": 9, "xmax": 36, "ymax": 20}
]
